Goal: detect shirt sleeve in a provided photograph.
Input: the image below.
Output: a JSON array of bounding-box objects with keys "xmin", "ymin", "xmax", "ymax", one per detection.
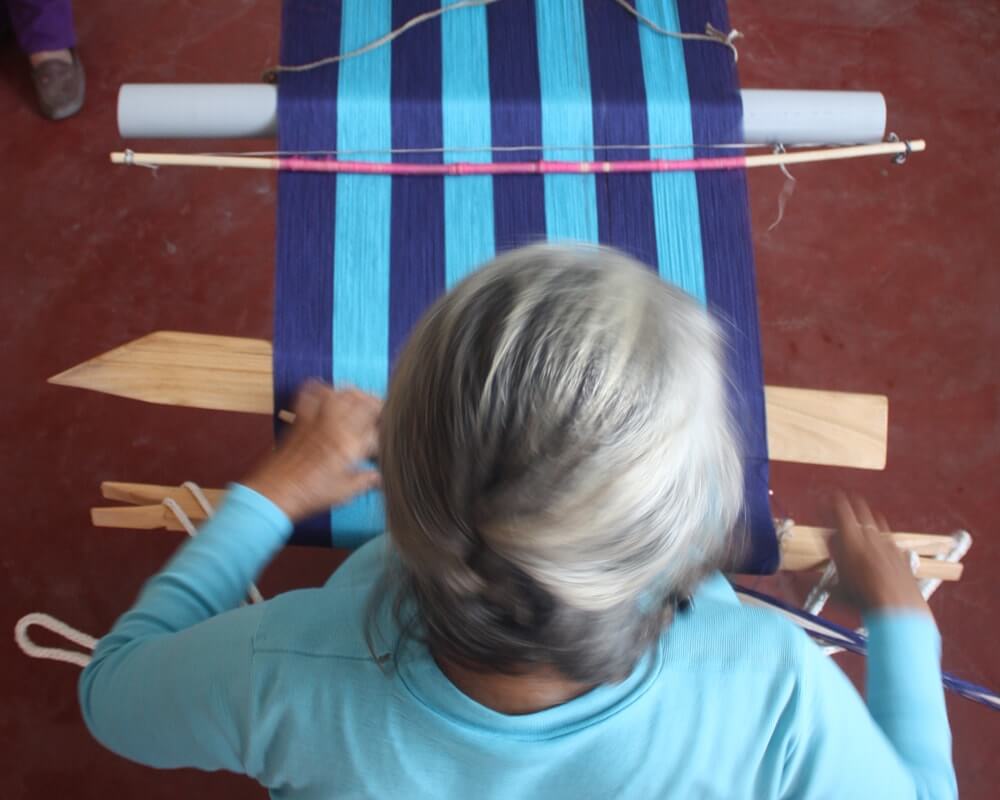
[
  {"xmin": 78, "ymin": 484, "xmax": 292, "ymax": 773},
  {"xmin": 778, "ymin": 613, "xmax": 956, "ymax": 800},
  {"xmin": 863, "ymin": 612, "xmax": 956, "ymax": 798}
]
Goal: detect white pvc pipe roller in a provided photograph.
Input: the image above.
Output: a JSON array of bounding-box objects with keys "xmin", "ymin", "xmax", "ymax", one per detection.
[
  {"xmin": 117, "ymin": 84, "xmax": 887, "ymax": 144},
  {"xmin": 118, "ymin": 84, "xmax": 279, "ymax": 140},
  {"xmin": 738, "ymin": 89, "xmax": 886, "ymax": 145}
]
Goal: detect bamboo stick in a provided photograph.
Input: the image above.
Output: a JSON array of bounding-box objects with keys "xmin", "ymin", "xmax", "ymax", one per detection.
[{"xmin": 109, "ymin": 140, "xmax": 925, "ymax": 176}]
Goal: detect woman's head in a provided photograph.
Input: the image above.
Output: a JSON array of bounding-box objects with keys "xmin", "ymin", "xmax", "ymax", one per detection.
[{"xmin": 379, "ymin": 244, "xmax": 743, "ymax": 684}]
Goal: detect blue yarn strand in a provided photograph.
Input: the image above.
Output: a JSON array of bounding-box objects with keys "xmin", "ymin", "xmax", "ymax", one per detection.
[
  {"xmin": 274, "ymin": 0, "xmax": 343, "ymax": 546},
  {"xmin": 678, "ymin": 0, "xmax": 777, "ymax": 573},
  {"xmin": 442, "ymin": 0, "xmax": 495, "ymax": 286},
  {"xmin": 330, "ymin": 0, "xmax": 394, "ymax": 543},
  {"xmin": 536, "ymin": 0, "xmax": 598, "ymax": 245},
  {"xmin": 487, "ymin": 0, "xmax": 546, "ymax": 251},
  {"xmin": 635, "ymin": 0, "xmax": 705, "ymax": 301}
]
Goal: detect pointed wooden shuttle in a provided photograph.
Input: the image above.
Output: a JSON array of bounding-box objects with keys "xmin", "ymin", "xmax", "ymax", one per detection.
[{"xmin": 49, "ymin": 331, "xmax": 273, "ymax": 414}]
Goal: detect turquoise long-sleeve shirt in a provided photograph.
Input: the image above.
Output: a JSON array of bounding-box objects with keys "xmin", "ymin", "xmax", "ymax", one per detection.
[{"xmin": 79, "ymin": 485, "xmax": 956, "ymax": 799}]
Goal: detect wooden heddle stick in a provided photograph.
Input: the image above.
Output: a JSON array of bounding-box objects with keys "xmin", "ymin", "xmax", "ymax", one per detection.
[
  {"xmin": 91, "ymin": 481, "xmax": 964, "ymax": 582},
  {"xmin": 49, "ymin": 331, "xmax": 889, "ymax": 470}
]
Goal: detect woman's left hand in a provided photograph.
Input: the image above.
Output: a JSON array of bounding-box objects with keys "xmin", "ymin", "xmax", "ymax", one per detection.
[{"xmin": 242, "ymin": 382, "xmax": 382, "ymax": 522}]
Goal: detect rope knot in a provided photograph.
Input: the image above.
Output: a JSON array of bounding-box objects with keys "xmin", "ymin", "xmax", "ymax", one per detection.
[{"xmin": 705, "ymin": 22, "xmax": 742, "ymax": 60}]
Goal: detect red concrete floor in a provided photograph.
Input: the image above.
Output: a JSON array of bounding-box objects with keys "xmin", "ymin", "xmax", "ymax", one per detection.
[{"xmin": 0, "ymin": 1, "xmax": 997, "ymax": 797}]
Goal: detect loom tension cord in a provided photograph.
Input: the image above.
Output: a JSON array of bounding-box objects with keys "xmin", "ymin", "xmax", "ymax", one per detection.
[
  {"xmin": 261, "ymin": 0, "xmax": 740, "ymax": 82},
  {"xmin": 888, "ymin": 132, "xmax": 913, "ymax": 164}
]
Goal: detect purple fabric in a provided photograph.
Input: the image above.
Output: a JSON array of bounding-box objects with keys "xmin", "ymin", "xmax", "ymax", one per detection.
[
  {"xmin": 582, "ymin": 0, "xmax": 658, "ymax": 267},
  {"xmin": 5, "ymin": 0, "xmax": 75, "ymax": 54},
  {"xmin": 486, "ymin": 0, "xmax": 546, "ymax": 251},
  {"xmin": 389, "ymin": 0, "xmax": 444, "ymax": 364},
  {"xmin": 274, "ymin": 0, "xmax": 341, "ymax": 546},
  {"xmin": 678, "ymin": 0, "xmax": 779, "ymax": 572}
]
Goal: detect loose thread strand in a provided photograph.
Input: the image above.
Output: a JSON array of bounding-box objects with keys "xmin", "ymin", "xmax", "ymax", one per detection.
[
  {"xmin": 262, "ymin": 0, "xmax": 500, "ymax": 81},
  {"xmin": 261, "ymin": 0, "xmax": 739, "ymax": 81},
  {"xmin": 767, "ymin": 144, "xmax": 797, "ymax": 231},
  {"xmin": 611, "ymin": 0, "xmax": 740, "ymax": 60}
]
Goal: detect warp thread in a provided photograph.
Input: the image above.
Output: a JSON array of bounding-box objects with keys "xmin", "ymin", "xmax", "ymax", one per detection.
[
  {"xmin": 262, "ymin": 0, "xmax": 740, "ymax": 81},
  {"xmin": 272, "ymin": 0, "xmax": 778, "ymax": 566}
]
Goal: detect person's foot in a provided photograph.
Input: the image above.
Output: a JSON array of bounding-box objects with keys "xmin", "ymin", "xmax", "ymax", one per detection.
[{"xmin": 30, "ymin": 49, "xmax": 85, "ymax": 121}]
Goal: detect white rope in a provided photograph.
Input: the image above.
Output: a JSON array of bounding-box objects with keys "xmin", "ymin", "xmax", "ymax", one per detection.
[
  {"xmin": 918, "ymin": 530, "xmax": 972, "ymax": 602},
  {"xmin": 182, "ymin": 480, "xmax": 216, "ymax": 518},
  {"xmin": 167, "ymin": 484, "xmax": 265, "ymax": 605},
  {"xmin": 15, "ymin": 483, "xmax": 265, "ymax": 669},
  {"xmin": 14, "ymin": 612, "xmax": 96, "ymax": 668}
]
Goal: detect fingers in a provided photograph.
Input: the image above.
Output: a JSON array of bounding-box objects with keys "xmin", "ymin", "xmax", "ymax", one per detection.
[
  {"xmin": 305, "ymin": 385, "xmax": 381, "ymax": 462},
  {"xmin": 314, "ymin": 386, "xmax": 381, "ymax": 420},
  {"xmin": 850, "ymin": 494, "xmax": 879, "ymax": 534},
  {"xmin": 833, "ymin": 491, "xmax": 860, "ymax": 537},
  {"xmin": 829, "ymin": 491, "xmax": 887, "ymax": 567},
  {"xmin": 343, "ymin": 469, "xmax": 381, "ymax": 499},
  {"xmin": 293, "ymin": 380, "xmax": 326, "ymax": 422},
  {"xmin": 298, "ymin": 383, "xmax": 381, "ymax": 424},
  {"xmin": 874, "ymin": 511, "xmax": 892, "ymax": 535},
  {"xmin": 293, "ymin": 383, "xmax": 382, "ymax": 461}
]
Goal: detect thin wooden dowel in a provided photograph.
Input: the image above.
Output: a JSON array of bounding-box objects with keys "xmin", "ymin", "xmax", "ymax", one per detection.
[
  {"xmin": 111, "ymin": 152, "xmax": 280, "ymax": 171},
  {"xmin": 782, "ymin": 526, "xmax": 957, "ymax": 558},
  {"xmin": 88, "ymin": 481, "xmax": 963, "ymax": 581},
  {"xmin": 744, "ymin": 140, "xmax": 925, "ymax": 168},
  {"xmin": 110, "ymin": 140, "xmax": 925, "ymax": 176}
]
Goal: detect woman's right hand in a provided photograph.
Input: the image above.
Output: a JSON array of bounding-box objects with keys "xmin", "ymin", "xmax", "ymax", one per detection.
[
  {"xmin": 242, "ymin": 382, "xmax": 381, "ymax": 523},
  {"xmin": 826, "ymin": 492, "xmax": 932, "ymax": 617}
]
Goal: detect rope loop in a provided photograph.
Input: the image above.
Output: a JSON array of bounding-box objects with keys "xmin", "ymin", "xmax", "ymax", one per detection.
[
  {"xmin": 14, "ymin": 612, "xmax": 96, "ymax": 668},
  {"xmin": 15, "ymin": 483, "xmax": 265, "ymax": 669}
]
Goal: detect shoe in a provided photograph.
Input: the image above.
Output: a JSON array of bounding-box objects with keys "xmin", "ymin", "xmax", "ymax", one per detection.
[{"xmin": 31, "ymin": 50, "xmax": 85, "ymax": 121}]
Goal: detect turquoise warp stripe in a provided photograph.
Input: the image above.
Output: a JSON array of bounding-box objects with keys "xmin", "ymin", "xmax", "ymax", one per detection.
[
  {"xmin": 442, "ymin": 0, "xmax": 495, "ymax": 287},
  {"xmin": 635, "ymin": 0, "xmax": 705, "ymax": 302},
  {"xmin": 330, "ymin": 0, "xmax": 392, "ymax": 540},
  {"xmin": 536, "ymin": 0, "xmax": 598, "ymax": 244}
]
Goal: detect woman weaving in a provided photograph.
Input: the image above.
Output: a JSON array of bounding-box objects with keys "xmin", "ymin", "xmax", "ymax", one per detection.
[{"xmin": 79, "ymin": 245, "xmax": 955, "ymax": 798}]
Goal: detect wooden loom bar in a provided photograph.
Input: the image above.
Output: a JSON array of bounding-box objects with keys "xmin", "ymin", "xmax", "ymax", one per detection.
[
  {"xmin": 109, "ymin": 139, "xmax": 925, "ymax": 176},
  {"xmin": 49, "ymin": 332, "xmax": 888, "ymax": 470},
  {"xmin": 89, "ymin": 482, "xmax": 963, "ymax": 581}
]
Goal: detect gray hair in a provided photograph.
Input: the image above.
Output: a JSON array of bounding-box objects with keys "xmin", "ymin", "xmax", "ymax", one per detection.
[{"xmin": 376, "ymin": 244, "xmax": 744, "ymax": 683}]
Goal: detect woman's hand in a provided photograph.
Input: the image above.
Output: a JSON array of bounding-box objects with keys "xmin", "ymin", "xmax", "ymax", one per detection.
[
  {"xmin": 242, "ymin": 382, "xmax": 381, "ymax": 523},
  {"xmin": 827, "ymin": 492, "xmax": 932, "ymax": 617}
]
